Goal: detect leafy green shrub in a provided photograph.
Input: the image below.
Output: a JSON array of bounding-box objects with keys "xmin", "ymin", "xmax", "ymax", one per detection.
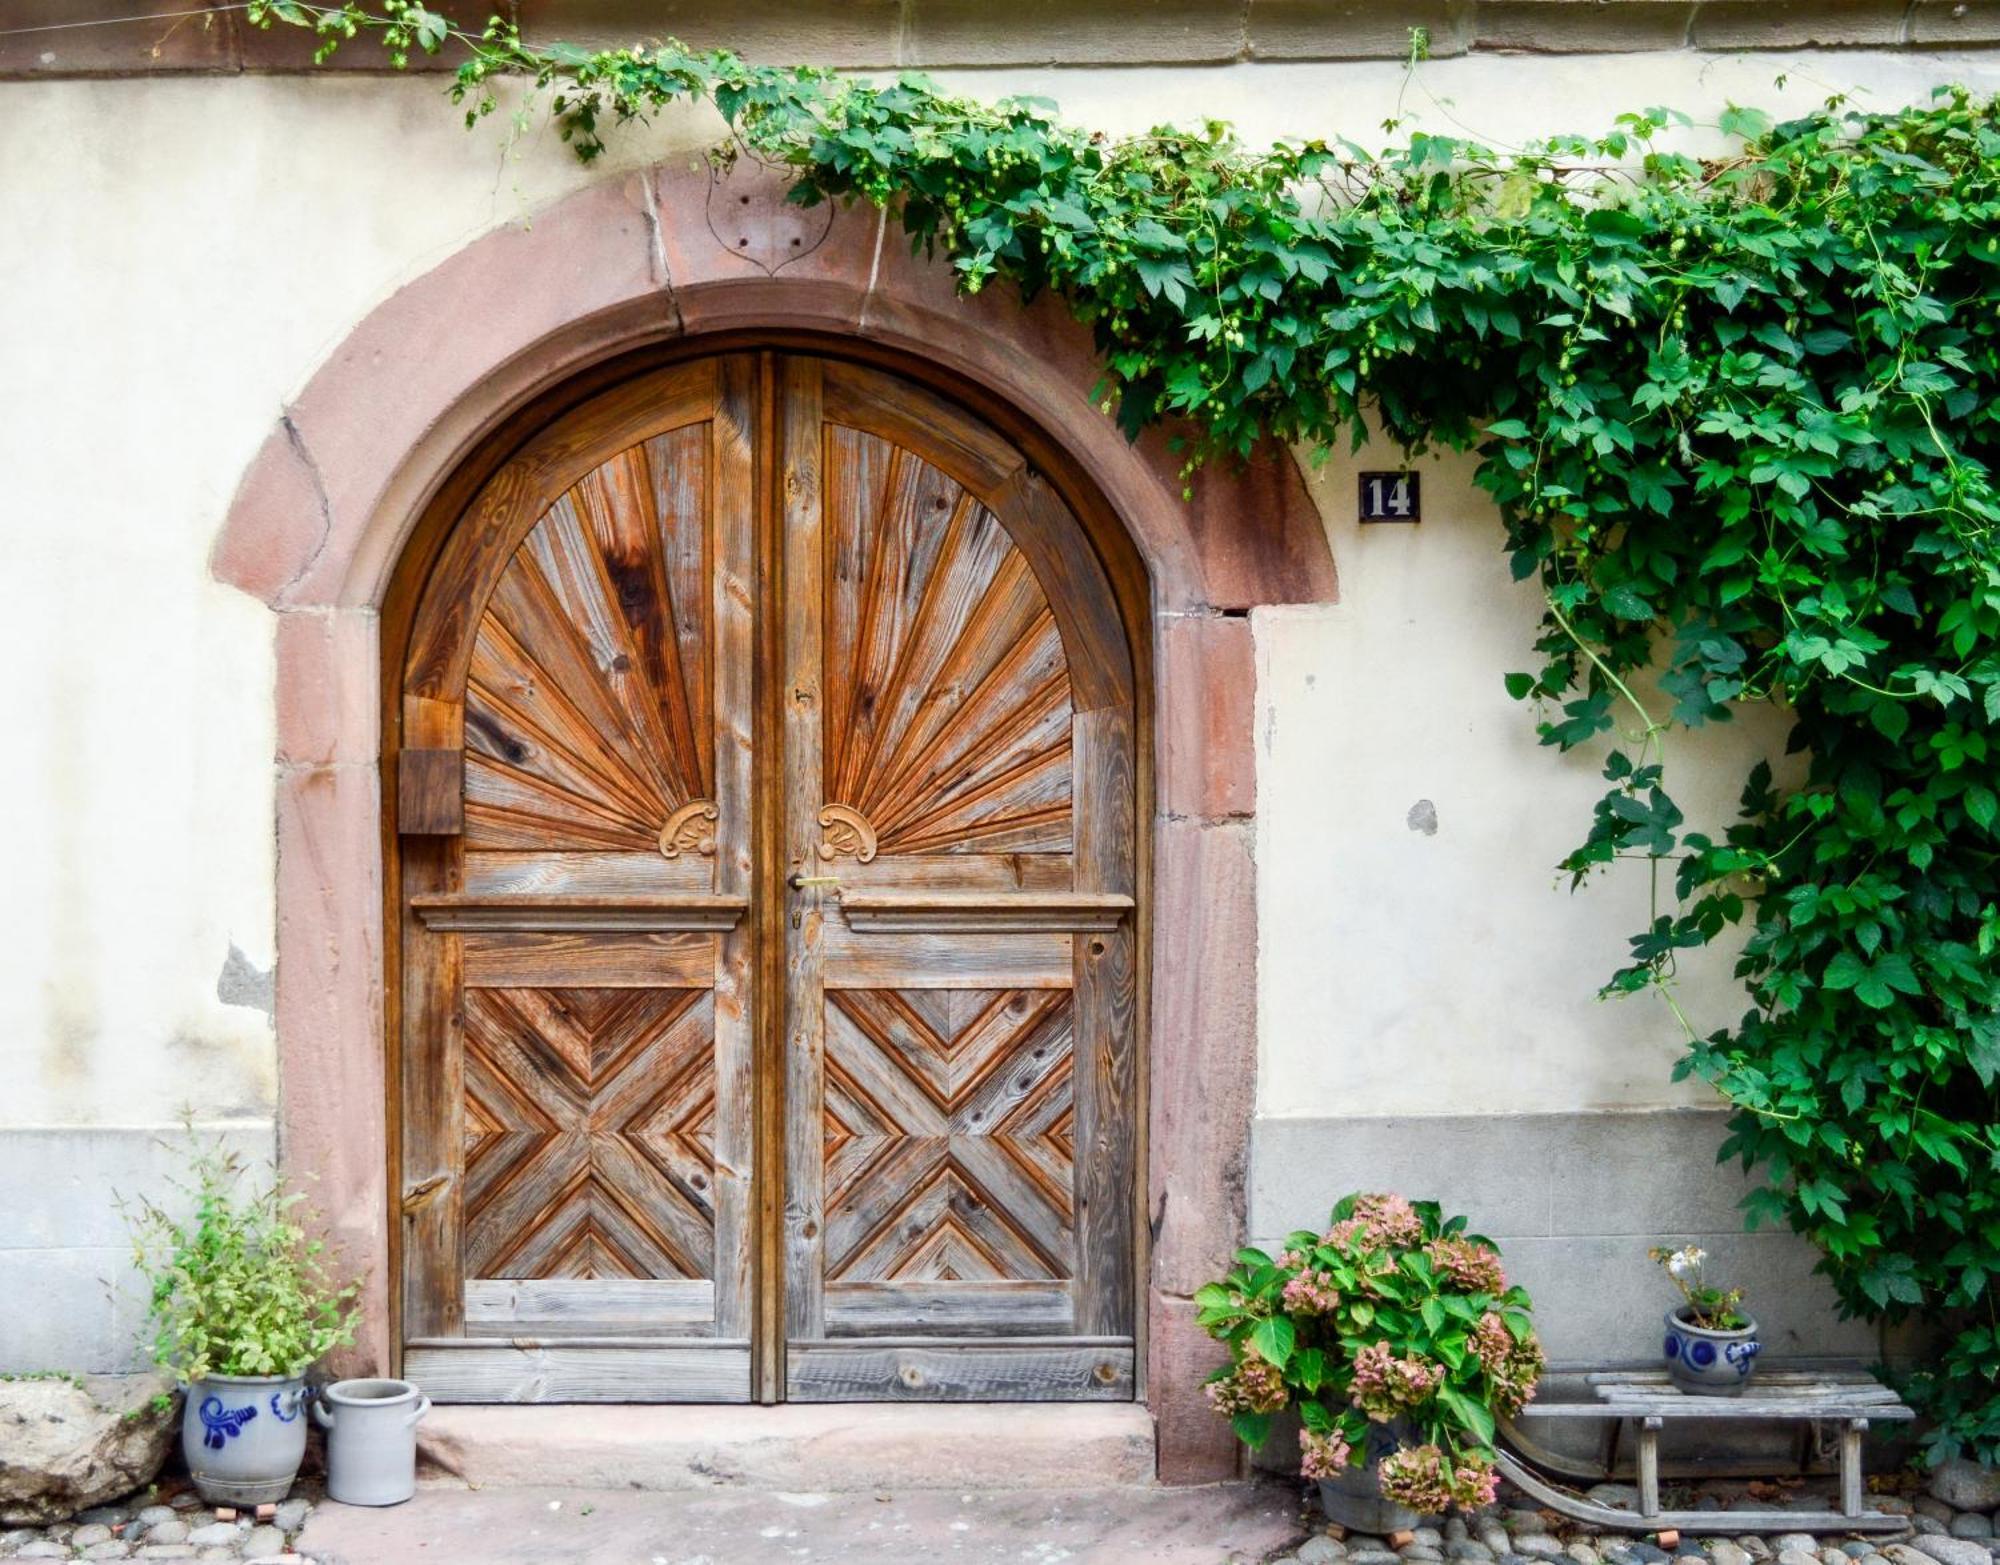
[
  {"xmin": 1197, "ymin": 1194, "xmax": 1544, "ymax": 1510},
  {"xmin": 123, "ymin": 1141, "xmax": 358, "ymax": 1382}
]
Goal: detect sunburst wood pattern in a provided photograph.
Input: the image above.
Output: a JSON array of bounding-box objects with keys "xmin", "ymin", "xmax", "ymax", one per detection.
[
  {"xmin": 462, "ymin": 986, "xmax": 718, "ymax": 1282},
  {"xmin": 823, "ymin": 989, "xmax": 1074, "ymax": 1283},
  {"xmin": 820, "ymin": 426, "xmax": 1074, "ymax": 856},
  {"xmin": 464, "ymin": 425, "xmax": 716, "ymax": 851}
]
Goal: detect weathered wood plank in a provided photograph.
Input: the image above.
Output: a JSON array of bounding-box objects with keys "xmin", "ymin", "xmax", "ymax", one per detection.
[
  {"xmin": 1072, "ymin": 706, "xmax": 1138, "ymax": 1340},
  {"xmin": 399, "ymin": 835, "xmax": 463, "ymax": 1342},
  {"xmin": 412, "ymin": 893, "xmax": 746, "ymax": 931},
  {"xmin": 781, "ymin": 355, "xmax": 829, "ymax": 1351},
  {"xmin": 835, "ymin": 854, "xmax": 1074, "ymax": 892},
  {"xmin": 993, "ymin": 467, "xmax": 1135, "ymax": 712},
  {"xmin": 464, "ymin": 1278, "xmax": 717, "ymax": 1335},
  {"xmin": 461, "ymin": 850, "xmax": 712, "ymax": 896},
  {"xmin": 838, "ymin": 892, "xmax": 1131, "ymax": 932},
  {"xmin": 711, "ymin": 353, "xmax": 759, "ymax": 1352},
  {"xmin": 825, "ymin": 1281, "xmax": 1075, "ymax": 1337},
  {"xmin": 786, "ymin": 1342, "xmax": 1132, "ymax": 1402},
  {"xmin": 1523, "ymin": 1399, "xmax": 1915, "ymax": 1421},
  {"xmin": 405, "ymin": 1342, "xmax": 752, "ymax": 1403},
  {"xmin": 821, "ymin": 929, "xmax": 1074, "ymax": 989},
  {"xmin": 398, "ymin": 748, "xmax": 464, "ymax": 835},
  {"xmin": 459, "ymin": 931, "xmax": 713, "ymax": 988}
]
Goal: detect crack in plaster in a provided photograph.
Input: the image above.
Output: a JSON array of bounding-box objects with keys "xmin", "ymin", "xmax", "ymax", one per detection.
[{"xmin": 274, "ymin": 411, "xmax": 334, "ymax": 603}]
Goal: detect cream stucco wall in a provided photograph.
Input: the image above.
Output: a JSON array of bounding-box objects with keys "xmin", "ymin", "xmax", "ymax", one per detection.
[{"xmin": 2, "ymin": 47, "xmax": 1995, "ymax": 1369}]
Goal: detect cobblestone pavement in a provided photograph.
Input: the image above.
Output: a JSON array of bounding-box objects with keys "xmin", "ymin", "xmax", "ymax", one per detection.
[
  {"xmin": 5, "ymin": 1474, "xmax": 1995, "ymax": 1565},
  {"xmin": 0, "ymin": 1480, "xmax": 319, "ymax": 1563}
]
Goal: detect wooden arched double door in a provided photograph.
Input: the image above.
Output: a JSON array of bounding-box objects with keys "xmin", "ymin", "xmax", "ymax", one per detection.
[{"xmin": 393, "ymin": 354, "xmax": 1139, "ymax": 1404}]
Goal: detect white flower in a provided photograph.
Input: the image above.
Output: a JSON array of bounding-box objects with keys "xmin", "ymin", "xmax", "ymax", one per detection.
[{"xmin": 1666, "ymin": 1245, "xmax": 1706, "ymax": 1280}]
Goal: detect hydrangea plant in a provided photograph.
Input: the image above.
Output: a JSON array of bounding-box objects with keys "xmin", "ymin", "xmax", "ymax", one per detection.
[{"xmin": 1197, "ymin": 1193, "xmax": 1545, "ymax": 1513}]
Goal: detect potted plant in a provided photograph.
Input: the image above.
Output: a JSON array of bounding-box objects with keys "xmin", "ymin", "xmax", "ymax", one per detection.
[
  {"xmin": 1197, "ymin": 1192, "xmax": 1545, "ymax": 1528},
  {"xmin": 1651, "ymin": 1244, "xmax": 1758, "ymax": 1396},
  {"xmin": 124, "ymin": 1141, "xmax": 358, "ymax": 1506}
]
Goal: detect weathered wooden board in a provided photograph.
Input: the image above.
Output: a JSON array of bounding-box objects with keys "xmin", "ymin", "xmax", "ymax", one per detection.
[
  {"xmin": 459, "ymin": 932, "xmax": 714, "ymax": 988},
  {"xmin": 786, "ymin": 1342, "xmax": 1133, "ymax": 1401},
  {"xmin": 825, "ymin": 1280, "xmax": 1074, "ymax": 1337},
  {"xmin": 465, "ymin": 1278, "xmax": 717, "ymax": 1335},
  {"xmin": 406, "ymin": 1342, "xmax": 753, "ymax": 1403}
]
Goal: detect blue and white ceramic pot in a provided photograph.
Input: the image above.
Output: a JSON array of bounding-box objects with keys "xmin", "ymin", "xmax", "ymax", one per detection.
[
  {"xmin": 1663, "ymin": 1307, "xmax": 1760, "ymax": 1396},
  {"xmin": 182, "ymin": 1373, "xmax": 310, "ymax": 1506}
]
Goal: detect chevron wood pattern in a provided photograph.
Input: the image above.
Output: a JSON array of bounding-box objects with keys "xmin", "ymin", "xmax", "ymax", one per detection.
[
  {"xmin": 820, "ymin": 425, "xmax": 1074, "ymax": 857},
  {"xmin": 463, "ymin": 423, "xmax": 716, "ymax": 852},
  {"xmin": 823, "ymin": 988, "xmax": 1074, "ymax": 1284},
  {"xmin": 461, "ymin": 985, "xmax": 718, "ymax": 1284}
]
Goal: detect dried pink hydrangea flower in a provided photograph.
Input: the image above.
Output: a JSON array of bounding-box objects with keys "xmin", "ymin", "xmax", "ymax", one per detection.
[
  {"xmin": 1349, "ymin": 1339, "xmax": 1444, "ymax": 1420},
  {"xmin": 1351, "ymin": 1192, "xmax": 1425, "ymax": 1248},
  {"xmin": 1378, "ymin": 1444, "xmax": 1501, "ymax": 1512},
  {"xmin": 1428, "ymin": 1236, "xmax": 1507, "ymax": 1294},
  {"xmin": 1300, "ymin": 1427, "xmax": 1355, "ymax": 1479},
  {"xmin": 1281, "ymin": 1268, "xmax": 1342, "ymax": 1315},
  {"xmin": 1204, "ymin": 1354, "xmax": 1289, "ymax": 1416}
]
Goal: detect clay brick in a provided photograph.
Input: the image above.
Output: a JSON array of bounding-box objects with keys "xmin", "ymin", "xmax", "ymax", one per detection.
[
  {"xmin": 905, "ymin": 0, "xmax": 1244, "ymax": 65},
  {"xmin": 1689, "ymin": 0, "xmax": 1908, "ymax": 48},
  {"xmin": 0, "ymin": 1, "xmax": 234, "ymax": 76},
  {"xmin": 1143, "ymin": 428, "xmax": 1338, "ymax": 612},
  {"xmin": 275, "ymin": 762, "xmax": 391, "ymax": 1375},
  {"xmin": 1909, "ymin": 0, "xmax": 2000, "ymax": 44},
  {"xmin": 515, "ymin": 0, "xmax": 903, "ymax": 66},
  {"xmin": 1249, "ymin": 0, "xmax": 1472, "ymax": 59},
  {"xmin": 212, "ymin": 422, "xmax": 329, "ymax": 608},
  {"xmin": 1149, "ymin": 1291, "xmax": 1241, "ymax": 1483},
  {"xmin": 275, "ymin": 610, "xmax": 379, "ymax": 769},
  {"xmin": 1160, "ymin": 613, "xmax": 1257, "ymax": 820},
  {"xmin": 1476, "ymin": 0, "xmax": 1694, "ymax": 52},
  {"xmin": 1149, "ymin": 816, "xmax": 1258, "ymax": 1296}
]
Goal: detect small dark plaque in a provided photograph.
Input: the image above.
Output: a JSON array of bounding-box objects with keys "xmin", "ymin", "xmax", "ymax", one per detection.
[{"xmin": 1358, "ymin": 470, "xmax": 1420, "ymax": 523}]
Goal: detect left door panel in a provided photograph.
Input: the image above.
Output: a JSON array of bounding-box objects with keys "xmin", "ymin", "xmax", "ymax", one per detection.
[{"xmin": 398, "ymin": 357, "xmax": 757, "ymax": 1402}]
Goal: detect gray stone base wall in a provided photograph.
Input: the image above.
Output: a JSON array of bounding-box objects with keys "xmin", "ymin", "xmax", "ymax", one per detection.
[
  {"xmin": 0, "ymin": 1122, "xmax": 275, "ymax": 1374},
  {"xmin": 1249, "ymin": 1110, "xmax": 1881, "ymax": 1369}
]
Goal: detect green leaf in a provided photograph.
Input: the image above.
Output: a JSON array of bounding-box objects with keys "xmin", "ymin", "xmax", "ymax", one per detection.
[{"xmin": 1249, "ymin": 1315, "xmax": 1295, "ymax": 1370}]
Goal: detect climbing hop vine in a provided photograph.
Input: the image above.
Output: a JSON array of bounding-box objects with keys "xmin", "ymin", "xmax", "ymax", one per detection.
[{"xmin": 254, "ymin": 1, "xmax": 2000, "ymax": 1463}]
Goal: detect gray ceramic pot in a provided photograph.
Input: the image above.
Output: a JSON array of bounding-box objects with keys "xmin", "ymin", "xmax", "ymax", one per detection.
[
  {"xmin": 182, "ymin": 1373, "xmax": 309, "ymax": 1506},
  {"xmin": 1663, "ymin": 1306, "xmax": 1760, "ymax": 1396},
  {"xmin": 313, "ymin": 1378, "xmax": 430, "ymax": 1507},
  {"xmin": 1317, "ymin": 1418, "xmax": 1424, "ymax": 1533}
]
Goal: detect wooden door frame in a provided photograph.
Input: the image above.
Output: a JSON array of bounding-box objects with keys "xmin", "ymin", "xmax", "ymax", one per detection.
[{"xmin": 214, "ymin": 157, "xmax": 1337, "ymax": 1481}]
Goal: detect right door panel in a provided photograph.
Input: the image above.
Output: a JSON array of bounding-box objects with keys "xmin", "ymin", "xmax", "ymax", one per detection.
[{"xmin": 778, "ymin": 358, "xmax": 1139, "ymax": 1402}]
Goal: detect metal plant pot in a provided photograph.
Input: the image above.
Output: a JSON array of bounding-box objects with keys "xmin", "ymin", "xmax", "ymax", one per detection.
[
  {"xmin": 313, "ymin": 1378, "xmax": 430, "ymax": 1507},
  {"xmin": 182, "ymin": 1373, "xmax": 309, "ymax": 1507},
  {"xmin": 1663, "ymin": 1306, "xmax": 1760, "ymax": 1396},
  {"xmin": 1317, "ymin": 1418, "xmax": 1424, "ymax": 1533}
]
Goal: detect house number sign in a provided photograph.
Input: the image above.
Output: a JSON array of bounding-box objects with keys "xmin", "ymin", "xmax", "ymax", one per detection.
[{"xmin": 1358, "ymin": 470, "xmax": 1420, "ymax": 523}]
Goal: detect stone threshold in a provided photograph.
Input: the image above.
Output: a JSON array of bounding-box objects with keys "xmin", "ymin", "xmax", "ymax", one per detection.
[{"xmin": 416, "ymin": 1402, "xmax": 1160, "ymax": 1493}]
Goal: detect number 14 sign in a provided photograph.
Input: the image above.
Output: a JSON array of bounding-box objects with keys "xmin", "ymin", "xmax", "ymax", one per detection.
[{"xmin": 1358, "ymin": 471, "xmax": 1420, "ymax": 523}]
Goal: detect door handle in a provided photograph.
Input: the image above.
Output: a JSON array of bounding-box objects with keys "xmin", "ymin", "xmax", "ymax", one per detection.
[{"xmin": 787, "ymin": 872, "xmax": 840, "ymax": 891}]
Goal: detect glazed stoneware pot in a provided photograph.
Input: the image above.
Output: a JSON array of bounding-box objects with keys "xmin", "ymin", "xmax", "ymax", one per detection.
[
  {"xmin": 1317, "ymin": 1418, "xmax": 1424, "ymax": 1533},
  {"xmin": 1663, "ymin": 1306, "xmax": 1761, "ymax": 1395},
  {"xmin": 313, "ymin": 1378, "xmax": 430, "ymax": 1507},
  {"xmin": 182, "ymin": 1373, "xmax": 310, "ymax": 1506}
]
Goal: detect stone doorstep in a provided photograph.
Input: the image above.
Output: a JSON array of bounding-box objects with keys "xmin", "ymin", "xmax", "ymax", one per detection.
[{"xmin": 415, "ymin": 1403, "xmax": 1160, "ymax": 1494}]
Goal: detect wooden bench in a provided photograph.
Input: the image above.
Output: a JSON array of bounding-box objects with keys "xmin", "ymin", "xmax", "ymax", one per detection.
[{"xmin": 1496, "ymin": 1369, "xmax": 1916, "ymax": 1535}]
